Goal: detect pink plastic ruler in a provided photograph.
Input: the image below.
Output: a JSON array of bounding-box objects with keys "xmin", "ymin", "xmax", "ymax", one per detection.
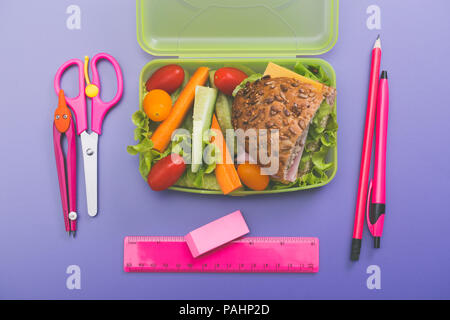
[{"xmin": 124, "ymin": 236, "xmax": 319, "ymax": 273}]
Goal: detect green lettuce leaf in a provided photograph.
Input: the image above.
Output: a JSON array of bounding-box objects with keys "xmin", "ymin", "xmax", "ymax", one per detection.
[
  {"xmin": 127, "ymin": 110, "xmax": 172, "ymax": 179},
  {"xmin": 320, "ymin": 130, "xmax": 337, "ymax": 147},
  {"xmin": 290, "ymin": 62, "xmax": 337, "ymax": 187},
  {"xmin": 311, "ymin": 146, "xmax": 333, "ymax": 171},
  {"xmin": 232, "ymin": 73, "xmax": 263, "ymax": 97},
  {"xmin": 189, "ymin": 137, "xmax": 218, "ymax": 188},
  {"xmin": 127, "ymin": 138, "xmax": 153, "ymax": 155},
  {"xmin": 271, "ymin": 180, "xmax": 298, "ymax": 190},
  {"xmin": 175, "ymin": 170, "xmax": 221, "ymax": 190},
  {"xmin": 294, "ymin": 62, "xmax": 331, "ymax": 86},
  {"xmin": 131, "ymin": 110, "xmax": 148, "ymax": 128},
  {"xmin": 326, "ymin": 110, "xmax": 338, "ymax": 131},
  {"xmin": 179, "ymin": 165, "xmax": 215, "ymax": 189},
  {"xmin": 312, "ymin": 103, "xmax": 333, "ymax": 134},
  {"xmin": 138, "ymin": 151, "xmax": 153, "ymax": 180},
  {"xmin": 298, "ymin": 169, "xmax": 329, "ymax": 187},
  {"xmin": 298, "ymin": 153, "xmax": 313, "ymax": 176}
]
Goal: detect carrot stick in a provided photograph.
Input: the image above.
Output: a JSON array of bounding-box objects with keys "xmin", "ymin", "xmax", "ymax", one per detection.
[
  {"xmin": 211, "ymin": 115, "xmax": 242, "ymax": 194},
  {"xmin": 151, "ymin": 67, "xmax": 209, "ymax": 152}
]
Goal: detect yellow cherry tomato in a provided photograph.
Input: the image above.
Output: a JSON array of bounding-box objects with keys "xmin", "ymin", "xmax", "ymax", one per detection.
[
  {"xmin": 237, "ymin": 163, "xmax": 270, "ymax": 191},
  {"xmin": 143, "ymin": 89, "xmax": 172, "ymax": 122}
]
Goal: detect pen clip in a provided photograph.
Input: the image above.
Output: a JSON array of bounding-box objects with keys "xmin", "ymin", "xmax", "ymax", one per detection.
[{"xmin": 366, "ymin": 180, "xmax": 375, "ymax": 235}]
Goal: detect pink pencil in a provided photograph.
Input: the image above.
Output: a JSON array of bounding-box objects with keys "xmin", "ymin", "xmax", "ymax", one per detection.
[
  {"xmin": 367, "ymin": 71, "xmax": 389, "ymax": 248},
  {"xmin": 351, "ymin": 35, "xmax": 382, "ymax": 261}
]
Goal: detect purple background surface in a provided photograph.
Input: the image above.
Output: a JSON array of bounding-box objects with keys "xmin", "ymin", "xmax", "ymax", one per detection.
[{"xmin": 1, "ymin": 0, "xmax": 449, "ymax": 300}]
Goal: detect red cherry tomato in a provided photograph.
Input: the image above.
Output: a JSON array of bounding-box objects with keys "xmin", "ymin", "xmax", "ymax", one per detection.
[
  {"xmin": 145, "ymin": 65, "xmax": 185, "ymax": 94},
  {"xmin": 147, "ymin": 153, "xmax": 186, "ymax": 191},
  {"xmin": 214, "ymin": 67, "xmax": 248, "ymax": 96}
]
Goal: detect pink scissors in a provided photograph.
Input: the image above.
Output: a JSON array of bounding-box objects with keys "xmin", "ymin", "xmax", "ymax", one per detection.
[
  {"xmin": 54, "ymin": 52, "xmax": 123, "ymax": 217},
  {"xmin": 53, "ymin": 90, "xmax": 77, "ymax": 236}
]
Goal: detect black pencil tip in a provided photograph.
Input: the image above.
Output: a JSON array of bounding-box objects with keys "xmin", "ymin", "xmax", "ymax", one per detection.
[
  {"xmin": 381, "ymin": 70, "xmax": 388, "ymax": 79},
  {"xmin": 377, "ymin": 34, "xmax": 380, "ymax": 40}
]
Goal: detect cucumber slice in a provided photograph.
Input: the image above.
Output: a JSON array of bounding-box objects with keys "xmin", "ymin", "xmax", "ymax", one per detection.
[
  {"xmin": 209, "ymin": 70, "xmax": 216, "ymax": 88},
  {"xmin": 210, "ymin": 70, "xmax": 233, "ymax": 132},
  {"xmin": 215, "ymin": 93, "xmax": 233, "ymax": 132},
  {"xmin": 191, "ymin": 86, "xmax": 218, "ymax": 173},
  {"xmin": 210, "ymin": 70, "xmax": 234, "ymax": 152}
]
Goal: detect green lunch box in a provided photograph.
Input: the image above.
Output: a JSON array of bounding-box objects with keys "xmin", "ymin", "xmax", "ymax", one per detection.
[{"xmin": 136, "ymin": 0, "xmax": 339, "ymax": 196}]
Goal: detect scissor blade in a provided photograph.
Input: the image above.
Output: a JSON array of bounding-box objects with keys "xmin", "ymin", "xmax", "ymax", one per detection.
[{"xmin": 81, "ymin": 131, "xmax": 98, "ymax": 217}]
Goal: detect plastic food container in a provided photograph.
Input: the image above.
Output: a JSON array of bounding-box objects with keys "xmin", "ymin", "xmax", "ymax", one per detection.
[{"xmin": 136, "ymin": 0, "xmax": 339, "ymax": 196}]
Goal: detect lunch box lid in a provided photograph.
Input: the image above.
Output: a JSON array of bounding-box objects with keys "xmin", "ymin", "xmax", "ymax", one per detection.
[{"xmin": 136, "ymin": 0, "xmax": 339, "ymax": 57}]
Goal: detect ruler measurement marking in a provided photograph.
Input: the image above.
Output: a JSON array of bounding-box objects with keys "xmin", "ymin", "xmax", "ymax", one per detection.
[
  {"xmin": 127, "ymin": 236, "xmax": 315, "ymax": 244},
  {"xmin": 124, "ymin": 236, "xmax": 318, "ymax": 273}
]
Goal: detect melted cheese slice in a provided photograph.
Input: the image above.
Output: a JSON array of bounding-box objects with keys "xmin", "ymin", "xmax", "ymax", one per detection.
[{"xmin": 264, "ymin": 62, "xmax": 324, "ymax": 92}]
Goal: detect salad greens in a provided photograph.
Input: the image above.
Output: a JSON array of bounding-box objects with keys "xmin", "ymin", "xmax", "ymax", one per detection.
[
  {"xmin": 128, "ymin": 62, "xmax": 337, "ymax": 193},
  {"xmin": 232, "ymin": 73, "xmax": 263, "ymax": 97},
  {"xmin": 175, "ymin": 170, "xmax": 221, "ymax": 190},
  {"xmin": 127, "ymin": 110, "xmax": 170, "ymax": 179},
  {"xmin": 175, "ymin": 124, "xmax": 218, "ymax": 189},
  {"xmin": 272, "ymin": 63, "xmax": 338, "ymax": 190},
  {"xmin": 172, "ymin": 108, "xmax": 218, "ymax": 189},
  {"xmin": 127, "ymin": 68, "xmax": 192, "ymax": 180},
  {"xmin": 294, "ymin": 62, "xmax": 332, "ymax": 86}
]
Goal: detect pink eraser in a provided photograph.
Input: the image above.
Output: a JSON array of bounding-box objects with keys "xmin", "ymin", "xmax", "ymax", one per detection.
[{"xmin": 185, "ymin": 210, "xmax": 249, "ymax": 258}]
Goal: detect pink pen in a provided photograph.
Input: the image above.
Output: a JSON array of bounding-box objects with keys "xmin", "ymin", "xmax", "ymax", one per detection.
[
  {"xmin": 367, "ymin": 71, "xmax": 389, "ymax": 248},
  {"xmin": 351, "ymin": 36, "xmax": 381, "ymax": 261}
]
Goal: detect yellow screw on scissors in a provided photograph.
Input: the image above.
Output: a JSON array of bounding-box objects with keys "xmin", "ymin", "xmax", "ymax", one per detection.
[{"xmin": 84, "ymin": 56, "xmax": 99, "ymax": 98}]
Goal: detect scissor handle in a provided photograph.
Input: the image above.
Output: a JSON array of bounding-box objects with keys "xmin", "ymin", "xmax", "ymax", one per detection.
[
  {"xmin": 54, "ymin": 59, "xmax": 87, "ymax": 135},
  {"xmin": 90, "ymin": 53, "xmax": 124, "ymax": 135}
]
